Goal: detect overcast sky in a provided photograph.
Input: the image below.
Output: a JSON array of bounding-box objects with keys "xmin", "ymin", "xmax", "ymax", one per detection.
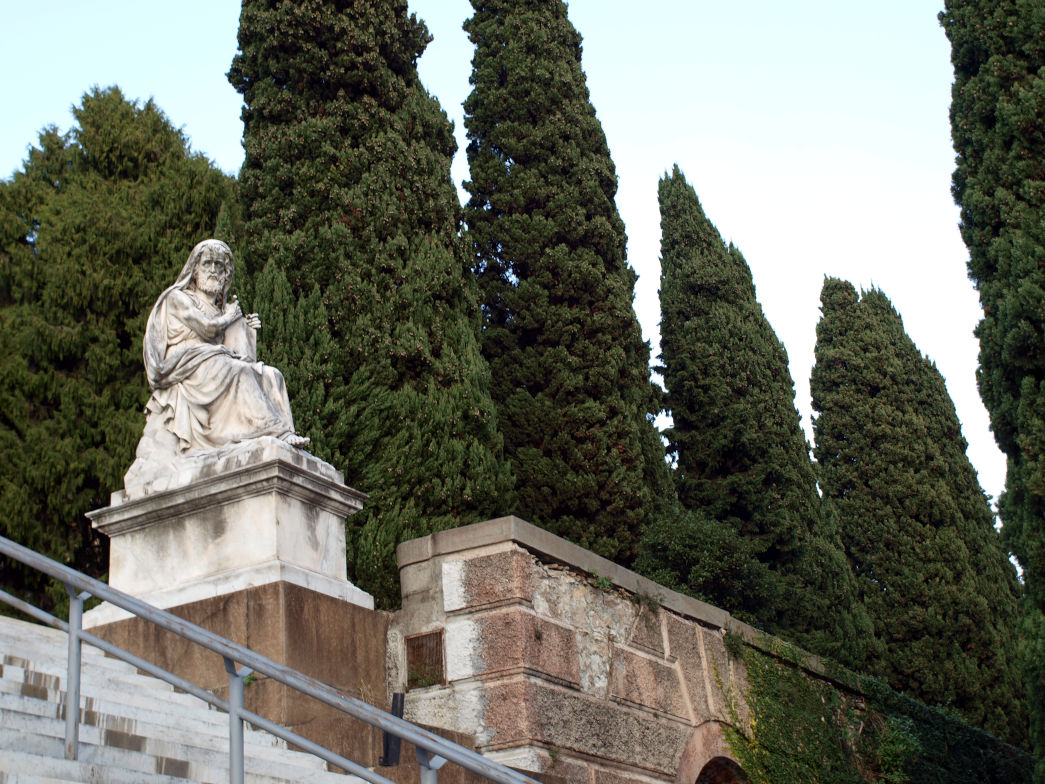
[{"xmin": 1, "ymin": 2, "xmax": 1003, "ymax": 507}]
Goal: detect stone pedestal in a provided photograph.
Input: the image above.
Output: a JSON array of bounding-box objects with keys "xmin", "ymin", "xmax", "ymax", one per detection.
[
  {"xmin": 81, "ymin": 436, "xmax": 392, "ymax": 765},
  {"xmin": 84, "ymin": 436, "xmax": 371, "ymax": 627}
]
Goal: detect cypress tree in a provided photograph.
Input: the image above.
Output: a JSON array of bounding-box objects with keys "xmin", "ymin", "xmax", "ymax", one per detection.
[
  {"xmin": 811, "ymin": 278, "xmax": 1026, "ymax": 745},
  {"xmin": 228, "ymin": 0, "xmax": 513, "ymax": 607},
  {"xmin": 646, "ymin": 167, "xmax": 874, "ymax": 668},
  {"xmin": 0, "ymin": 86, "xmax": 236, "ymax": 611},
  {"xmin": 251, "ymin": 260, "xmax": 344, "ymax": 466},
  {"xmin": 941, "ymin": 0, "xmax": 1045, "ymax": 767},
  {"xmin": 462, "ymin": 0, "xmax": 673, "ymax": 562}
]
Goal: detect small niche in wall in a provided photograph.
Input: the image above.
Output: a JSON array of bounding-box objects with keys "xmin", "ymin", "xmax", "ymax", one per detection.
[{"xmin": 406, "ymin": 630, "xmax": 445, "ymax": 689}]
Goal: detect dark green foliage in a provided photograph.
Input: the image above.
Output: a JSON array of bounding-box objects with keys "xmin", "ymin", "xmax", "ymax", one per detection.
[
  {"xmin": 0, "ymin": 86, "xmax": 235, "ymax": 612},
  {"xmin": 462, "ymin": 0, "xmax": 673, "ymax": 562},
  {"xmin": 811, "ymin": 279, "xmax": 1026, "ymax": 745},
  {"xmin": 941, "ymin": 1, "xmax": 1045, "ymax": 772},
  {"xmin": 725, "ymin": 638, "xmax": 1033, "ymax": 784},
  {"xmin": 251, "ymin": 260, "xmax": 345, "ymax": 467},
  {"xmin": 635, "ymin": 507, "xmax": 776, "ymax": 620},
  {"xmin": 229, "ymin": 0, "xmax": 513, "ymax": 607},
  {"xmin": 648, "ymin": 167, "xmax": 873, "ymax": 669}
]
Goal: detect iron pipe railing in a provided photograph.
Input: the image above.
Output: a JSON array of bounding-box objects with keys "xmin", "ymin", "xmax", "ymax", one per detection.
[{"xmin": 0, "ymin": 534, "xmax": 538, "ymax": 784}]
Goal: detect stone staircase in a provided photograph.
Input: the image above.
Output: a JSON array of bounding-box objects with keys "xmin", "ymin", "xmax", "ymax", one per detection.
[{"xmin": 0, "ymin": 613, "xmax": 365, "ymax": 783}]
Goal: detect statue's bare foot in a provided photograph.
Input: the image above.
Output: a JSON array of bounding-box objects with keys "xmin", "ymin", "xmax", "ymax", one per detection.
[{"xmin": 282, "ymin": 433, "xmax": 310, "ymax": 449}]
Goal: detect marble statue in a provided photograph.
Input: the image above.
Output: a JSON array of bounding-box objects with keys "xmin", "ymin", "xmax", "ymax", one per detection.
[{"xmin": 130, "ymin": 239, "xmax": 308, "ymax": 479}]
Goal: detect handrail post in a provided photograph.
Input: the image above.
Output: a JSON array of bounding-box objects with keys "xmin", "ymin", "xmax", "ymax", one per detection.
[
  {"xmin": 224, "ymin": 657, "xmax": 252, "ymax": 784},
  {"xmin": 417, "ymin": 747, "xmax": 447, "ymax": 784},
  {"xmin": 64, "ymin": 586, "xmax": 87, "ymax": 760}
]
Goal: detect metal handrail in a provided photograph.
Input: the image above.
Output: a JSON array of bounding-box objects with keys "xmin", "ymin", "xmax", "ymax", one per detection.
[{"xmin": 0, "ymin": 535, "xmax": 536, "ymax": 784}]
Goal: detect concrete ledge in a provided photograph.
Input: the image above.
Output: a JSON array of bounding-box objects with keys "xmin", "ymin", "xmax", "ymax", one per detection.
[{"xmin": 397, "ymin": 517, "xmax": 729, "ymax": 630}]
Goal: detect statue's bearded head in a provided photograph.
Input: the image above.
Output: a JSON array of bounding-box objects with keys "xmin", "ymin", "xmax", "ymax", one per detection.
[{"xmin": 187, "ymin": 240, "xmax": 233, "ymax": 305}]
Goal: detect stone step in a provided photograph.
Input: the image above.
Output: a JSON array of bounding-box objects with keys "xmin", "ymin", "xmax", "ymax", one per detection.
[
  {"xmin": 0, "ymin": 747, "xmax": 190, "ymax": 783},
  {"xmin": 2, "ymin": 622, "xmax": 179, "ymax": 671},
  {"xmin": 0, "ymin": 616, "xmax": 122, "ymax": 662},
  {"xmin": 0, "ymin": 689, "xmax": 319, "ymax": 771},
  {"xmin": 0, "ymin": 615, "xmax": 367, "ymax": 783},
  {"xmin": 0, "ymin": 664, "xmax": 228, "ymax": 729},
  {"xmin": 0, "ymin": 716, "xmax": 354, "ymax": 784},
  {"xmin": 0, "ymin": 658, "xmax": 206, "ymax": 710}
]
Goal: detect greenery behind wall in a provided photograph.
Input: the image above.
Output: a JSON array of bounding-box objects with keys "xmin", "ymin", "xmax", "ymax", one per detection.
[
  {"xmin": 0, "ymin": 0, "xmax": 1037, "ymax": 773},
  {"xmin": 723, "ymin": 633, "xmax": 1032, "ymax": 784}
]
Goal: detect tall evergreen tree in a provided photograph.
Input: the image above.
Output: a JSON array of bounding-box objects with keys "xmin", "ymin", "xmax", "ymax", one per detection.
[
  {"xmin": 462, "ymin": 0, "xmax": 673, "ymax": 562},
  {"xmin": 941, "ymin": 0, "xmax": 1045, "ymax": 769},
  {"xmin": 0, "ymin": 86, "xmax": 236, "ymax": 611},
  {"xmin": 644, "ymin": 167, "xmax": 874, "ymax": 668},
  {"xmin": 811, "ymin": 278, "xmax": 1026, "ymax": 745},
  {"xmin": 228, "ymin": 0, "xmax": 513, "ymax": 607}
]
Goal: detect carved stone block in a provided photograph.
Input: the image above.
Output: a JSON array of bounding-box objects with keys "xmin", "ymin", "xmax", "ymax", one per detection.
[{"xmin": 84, "ymin": 437, "xmax": 369, "ymax": 626}]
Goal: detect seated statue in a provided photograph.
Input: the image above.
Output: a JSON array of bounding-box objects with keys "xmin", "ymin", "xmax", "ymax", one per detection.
[{"xmin": 129, "ymin": 239, "xmax": 308, "ymax": 481}]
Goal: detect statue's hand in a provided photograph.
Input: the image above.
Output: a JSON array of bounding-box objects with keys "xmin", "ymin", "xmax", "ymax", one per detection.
[
  {"xmin": 245, "ymin": 313, "xmax": 261, "ymax": 331},
  {"xmin": 224, "ymin": 300, "xmax": 244, "ymax": 324}
]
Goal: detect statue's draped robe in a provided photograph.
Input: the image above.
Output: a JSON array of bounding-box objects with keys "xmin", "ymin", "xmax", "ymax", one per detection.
[{"xmin": 143, "ymin": 283, "xmax": 296, "ymax": 453}]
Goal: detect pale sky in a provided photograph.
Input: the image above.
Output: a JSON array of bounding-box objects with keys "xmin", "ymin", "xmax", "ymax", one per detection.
[{"xmin": 1, "ymin": 2, "xmax": 1004, "ymax": 507}]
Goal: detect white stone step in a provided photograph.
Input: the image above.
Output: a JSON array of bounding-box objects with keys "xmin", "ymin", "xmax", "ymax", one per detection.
[
  {"xmin": 0, "ymin": 689, "xmax": 306, "ymax": 769},
  {"xmin": 0, "ymin": 658, "xmax": 335, "ymax": 762},
  {"xmin": 0, "ymin": 662, "xmax": 227, "ymax": 727},
  {"xmin": 0, "ymin": 747, "xmax": 190, "ymax": 783},
  {"xmin": 0, "ymin": 615, "xmax": 368, "ymax": 783},
  {"xmin": 1, "ymin": 620, "xmax": 177, "ymax": 673},
  {"xmin": 0, "ymin": 719, "xmax": 349, "ymax": 784},
  {"xmin": 0, "ymin": 667, "xmax": 358, "ymax": 780},
  {"xmin": 1, "ymin": 647, "xmax": 169, "ymax": 685},
  {"xmin": 0, "ymin": 658, "xmax": 206, "ymax": 713}
]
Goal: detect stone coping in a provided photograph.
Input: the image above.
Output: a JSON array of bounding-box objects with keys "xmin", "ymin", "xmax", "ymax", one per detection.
[
  {"xmin": 396, "ymin": 516, "xmax": 842, "ymax": 687},
  {"xmin": 89, "ymin": 442, "xmax": 366, "ymax": 536},
  {"xmin": 397, "ymin": 516, "xmax": 731, "ymax": 630}
]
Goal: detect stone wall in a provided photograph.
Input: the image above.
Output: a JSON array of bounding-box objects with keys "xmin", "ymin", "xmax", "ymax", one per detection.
[{"xmin": 392, "ymin": 517, "xmax": 753, "ymax": 784}]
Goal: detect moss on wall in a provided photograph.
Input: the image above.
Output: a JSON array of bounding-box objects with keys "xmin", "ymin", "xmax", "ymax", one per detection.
[{"xmin": 722, "ymin": 634, "xmax": 1031, "ymax": 784}]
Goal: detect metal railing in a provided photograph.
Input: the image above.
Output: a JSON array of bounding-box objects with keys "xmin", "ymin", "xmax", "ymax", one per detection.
[{"xmin": 0, "ymin": 535, "xmax": 536, "ymax": 784}]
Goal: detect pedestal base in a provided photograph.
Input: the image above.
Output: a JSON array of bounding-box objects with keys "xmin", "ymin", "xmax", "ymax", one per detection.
[
  {"xmin": 84, "ymin": 437, "xmax": 370, "ymax": 627},
  {"xmin": 88, "ymin": 581, "xmax": 392, "ymax": 767}
]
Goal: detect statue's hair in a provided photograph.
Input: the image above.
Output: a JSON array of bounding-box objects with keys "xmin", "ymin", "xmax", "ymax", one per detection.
[{"xmin": 184, "ymin": 238, "xmax": 234, "ymax": 307}]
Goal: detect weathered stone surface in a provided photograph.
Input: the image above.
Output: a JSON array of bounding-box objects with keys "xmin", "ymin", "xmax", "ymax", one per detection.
[
  {"xmin": 702, "ymin": 627, "xmax": 734, "ymax": 723},
  {"xmin": 529, "ymin": 563, "xmax": 637, "ymax": 701},
  {"xmin": 475, "ymin": 608, "xmax": 579, "ymax": 685},
  {"xmin": 396, "ymin": 520, "xmax": 751, "ymax": 783},
  {"xmin": 626, "ymin": 607, "xmax": 665, "ymax": 656},
  {"xmin": 396, "ymin": 517, "xmax": 728, "ymax": 628},
  {"xmin": 609, "ymin": 644, "xmax": 687, "ymax": 720},
  {"xmin": 470, "ymin": 679, "xmax": 688, "ymax": 775},
  {"xmin": 405, "ymin": 682, "xmax": 490, "ymax": 743},
  {"xmin": 445, "ymin": 617, "xmax": 483, "ymax": 681},
  {"xmin": 527, "ymin": 754, "xmax": 589, "ymax": 784},
  {"xmin": 90, "ymin": 581, "xmax": 390, "ymax": 765},
  {"xmin": 591, "ymin": 767, "xmax": 665, "ymax": 784},
  {"xmin": 450, "ymin": 548, "xmax": 536, "ymax": 612},
  {"xmin": 476, "ymin": 679, "xmax": 538, "ymax": 749},
  {"xmin": 528, "ymin": 681, "xmax": 688, "ymax": 775},
  {"xmin": 665, "ymin": 613, "xmax": 715, "ymax": 723},
  {"xmin": 532, "ymin": 567, "xmax": 635, "ymax": 639}
]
